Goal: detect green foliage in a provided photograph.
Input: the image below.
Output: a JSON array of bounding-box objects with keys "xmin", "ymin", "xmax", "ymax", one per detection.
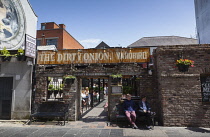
[
  {"xmin": 60, "ymin": 84, "xmax": 64, "ymax": 90},
  {"xmin": 48, "ymin": 77, "xmax": 52, "ymax": 81},
  {"xmin": 0, "ymin": 47, "xmax": 11, "ymax": 57},
  {"xmin": 48, "ymin": 84, "xmax": 54, "ymax": 91},
  {"xmin": 17, "ymin": 48, "xmax": 24, "ymax": 55},
  {"xmin": 63, "ymin": 75, "xmax": 76, "ymax": 80},
  {"xmin": 122, "ymin": 86, "xmax": 133, "ymax": 94},
  {"xmin": 48, "ymin": 84, "xmax": 63, "ymax": 91},
  {"xmin": 93, "ymin": 87, "xmax": 103, "ymax": 92},
  {"xmin": 54, "ymin": 86, "xmax": 60, "ymax": 90},
  {"xmin": 110, "ymin": 74, "xmax": 122, "ymax": 78}
]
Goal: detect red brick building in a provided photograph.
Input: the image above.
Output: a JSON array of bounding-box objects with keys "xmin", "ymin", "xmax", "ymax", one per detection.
[{"xmin": 36, "ymin": 22, "xmax": 84, "ymax": 50}]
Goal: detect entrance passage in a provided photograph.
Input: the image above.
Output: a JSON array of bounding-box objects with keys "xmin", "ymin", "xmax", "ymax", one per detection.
[
  {"xmin": 79, "ymin": 76, "xmax": 108, "ymax": 122},
  {"xmin": 80, "ymin": 77, "xmax": 108, "ymax": 115},
  {"xmin": 81, "ymin": 97, "xmax": 108, "ymax": 122},
  {"xmin": 0, "ymin": 77, "xmax": 13, "ymax": 119}
]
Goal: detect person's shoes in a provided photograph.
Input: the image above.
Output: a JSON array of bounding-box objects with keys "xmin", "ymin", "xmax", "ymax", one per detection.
[
  {"xmin": 146, "ymin": 126, "xmax": 152, "ymax": 130},
  {"xmin": 132, "ymin": 124, "xmax": 138, "ymax": 129}
]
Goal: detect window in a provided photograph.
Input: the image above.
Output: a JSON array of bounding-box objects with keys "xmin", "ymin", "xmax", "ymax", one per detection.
[
  {"xmin": 47, "ymin": 77, "xmax": 63, "ymax": 101},
  {"xmin": 36, "ymin": 40, "xmax": 41, "ymax": 46},
  {"xmin": 41, "ymin": 25, "xmax": 45, "ymax": 30},
  {"xmin": 46, "ymin": 39, "xmax": 58, "ymax": 47},
  {"xmin": 200, "ymin": 74, "xmax": 210, "ymax": 102}
]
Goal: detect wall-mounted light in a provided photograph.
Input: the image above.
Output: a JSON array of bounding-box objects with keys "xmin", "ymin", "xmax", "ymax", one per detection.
[
  {"xmin": 27, "ymin": 61, "xmax": 33, "ymax": 66},
  {"xmin": 15, "ymin": 75, "xmax": 20, "ymax": 80},
  {"xmin": 148, "ymin": 69, "xmax": 152, "ymax": 75}
]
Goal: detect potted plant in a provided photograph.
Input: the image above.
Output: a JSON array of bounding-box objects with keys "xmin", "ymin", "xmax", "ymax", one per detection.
[
  {"xmin": 47, "ymin": 84, "xmax": 54, "ymax": 99},
  {"xmin": 16, "ymin": 48, "xmax": 26, "ymax": 61},
  {"xmin": 48, "ymin": 84, "xmax": 54, "ymax": 91},
  {"xmin": 63, "ymin": 75, "xmax": 76, "ymax": 84},
  {"xmin": 176, "ymin": 59, "xmax": 194, "ymax": 72},
  {"xmin": 0, "ymin": 47, "xmax": 12, "ymax": 61},
  {"xmin": 110, "ymin": 74, "xmax": 122, "ymax": 85}
]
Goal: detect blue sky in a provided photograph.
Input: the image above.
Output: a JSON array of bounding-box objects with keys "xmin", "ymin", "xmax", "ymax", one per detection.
[{"xmin": 29, "ymin": 0, "xmax": 196, "ymax": 49}]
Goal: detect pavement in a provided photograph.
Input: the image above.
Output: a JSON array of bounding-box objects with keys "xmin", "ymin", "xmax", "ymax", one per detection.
[{"xmin": 0, "ymin": 98, "xmax": 210, "ymax": 137}]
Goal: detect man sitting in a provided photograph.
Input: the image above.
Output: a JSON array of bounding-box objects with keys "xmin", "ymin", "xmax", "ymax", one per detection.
[
  {"xmin": 137, "ymin": 95, "xmax": 153, "ymax": 129},
  {"xmin": 123, "ymin": 94, "xmax": 138, "ymax": 129}
]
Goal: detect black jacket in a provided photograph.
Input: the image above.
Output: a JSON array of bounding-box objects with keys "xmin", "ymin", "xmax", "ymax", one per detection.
[{"xmin": 138, "ymin": 101, "xmax": 151, "ymax": 112}]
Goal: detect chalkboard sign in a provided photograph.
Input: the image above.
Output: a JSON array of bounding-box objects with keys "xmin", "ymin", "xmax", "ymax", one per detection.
[{"xmin": 200, "ymin": 74, "xmax": 210, "ymax": 102}]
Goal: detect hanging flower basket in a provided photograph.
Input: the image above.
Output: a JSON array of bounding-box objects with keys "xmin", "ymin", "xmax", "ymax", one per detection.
[
  {"xmin": 16, "ymin": 48, "xmax": 26, "ymax": 61},
  {"xmin": 63, "ymin": 75, "xmax": 76, "ymax": 84},
  {"xmin": 65, "ymin": 78, "xmax": 75, "ymax": 84},
  {"xmin": 176, "ymin": 59, "xmax": 194, "ymax": 72},
  {"xmin": 177, "ymin": 64, "xmax": 190, "ymax": 72},
  {"xmin": 0, "ymin": 47, "xmax": 12, "ymax": 62},
  {"xmin": 110, "ymin": 74, "xmax": 122, "ymax": 85}
]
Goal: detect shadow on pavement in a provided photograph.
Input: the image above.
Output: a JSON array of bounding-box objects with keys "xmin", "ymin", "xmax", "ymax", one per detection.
[{"xmin": 186, "ymin": 127, "xmax": 210, "ymax": 133}]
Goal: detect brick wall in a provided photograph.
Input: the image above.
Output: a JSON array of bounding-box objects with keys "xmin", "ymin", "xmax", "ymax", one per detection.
[
  {"xmin": 37, "ymin": 22, "xmax": 83, "ymax": 50},
  {"xmin": 35, "ymin": 63, "xmax": 159, "ymax": 122},
  {"xmin": 154, "ymin": 44, "xmax": 210, "ymax": 127},
  {"xmin": 35, "ymin": 65, "xmax": 77, "ymax": 120}
]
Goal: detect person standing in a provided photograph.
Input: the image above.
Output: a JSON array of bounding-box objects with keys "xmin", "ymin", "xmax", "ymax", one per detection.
[
  {"xmin": 123, "ymin": 94, "xmax": 138, "ymax": 129},
  {"xmin": 137, "ymin": 95, "xmax": 152, "ymax": 129}
]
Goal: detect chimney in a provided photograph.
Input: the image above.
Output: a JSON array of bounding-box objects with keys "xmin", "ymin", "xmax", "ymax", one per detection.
[{"xmin": 59, "ymin": 24, "xmax": 66, "ymax": 29}]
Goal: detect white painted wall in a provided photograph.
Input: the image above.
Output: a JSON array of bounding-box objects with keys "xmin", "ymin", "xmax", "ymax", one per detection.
[{"xmin": 21, "ymin": 0, "xmax": 37, "ymax": 39}]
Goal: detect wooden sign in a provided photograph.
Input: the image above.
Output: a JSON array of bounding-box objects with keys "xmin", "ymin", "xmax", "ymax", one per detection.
[{"xmin": 37, "ymin": 48, "xmax": 150, "ymax": 64}]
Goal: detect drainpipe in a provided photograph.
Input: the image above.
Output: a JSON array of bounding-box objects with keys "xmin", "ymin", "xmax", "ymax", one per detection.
[
  {"xmin": 98, "ymin": 78, "xmax": 101, "ymax": 102},
  {"xmin": 31, "ymin": 47, "xmax": 37, "ymax": 114},
  {"xmin": 91, "ymin": 78, "xmax": 93, "ymax": 107}
]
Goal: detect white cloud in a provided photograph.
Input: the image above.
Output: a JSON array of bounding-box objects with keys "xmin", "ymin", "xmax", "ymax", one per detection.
[{"xmin": 79, "ymin": 39, "xmax": 101, "ymax": 49}]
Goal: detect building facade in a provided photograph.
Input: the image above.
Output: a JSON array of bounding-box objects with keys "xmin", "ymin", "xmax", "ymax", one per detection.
[
  {"xmin": 0, "ymin": 0, "xmax": 37, "ymax": 119},
  {"xmin": 36, "ymin": 22, "xmax": 84, "ymax": 50},
  {"xmin": 194, "ymin": 0, "xmax": 210, "ymax": 44}
]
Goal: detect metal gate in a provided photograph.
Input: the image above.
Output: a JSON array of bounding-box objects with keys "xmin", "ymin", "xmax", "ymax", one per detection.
[{"xmin": 0, "ymin": 77, "xmax": 13, "ymax": 119}]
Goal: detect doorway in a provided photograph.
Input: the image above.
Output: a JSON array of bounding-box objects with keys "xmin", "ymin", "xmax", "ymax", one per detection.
[
  {"xmin": 0, "ymin": 77, "xmax": 13, "ymax": 119},
  {"xmin": 80, "ymin": 76, "xmax": 108, "ymax": 114},
  {"xmin": 79, "ymin": 76, "xmax": 109, "ymax": 122}
]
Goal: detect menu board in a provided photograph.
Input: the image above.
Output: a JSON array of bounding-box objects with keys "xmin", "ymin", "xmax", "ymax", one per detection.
[{"xmin": 200, "ymin": 74, "xmax": 210, "ymax": 102}]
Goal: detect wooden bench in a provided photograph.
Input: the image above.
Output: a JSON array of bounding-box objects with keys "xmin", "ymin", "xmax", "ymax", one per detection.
[
  {"xmin": 27, "ymin": 102, "xmax": 69, "ymax": 125},
  {"xmin": 115, "ymin": 102, "xmax": 156, "ymax": 128}
]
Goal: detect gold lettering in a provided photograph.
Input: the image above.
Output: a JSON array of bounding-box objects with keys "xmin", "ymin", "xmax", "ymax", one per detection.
[
  {"xmin": 44, "ymin": 54, "xmax": 50, "ymax": 61},
  {"xmin": 89, "ymin": 53, "xmax": 95, "ymax": 61},
  {"xmin": 50, "ymin": 54, "xmax": 55, "ymax": 61},
  {"xmin": 57, "ymin": 54, "xmax": 63, "ymax": 62},
  {"xmin": 39, "ymin": 54, "xmax": 45, "ymax": 61},
  {"xmin": 78, "ymin": 53, "xmax": 82, "ymax": 61},
  {"xmin": 84, "ymin": 53, "xmax": 89, "ymax": 60}
]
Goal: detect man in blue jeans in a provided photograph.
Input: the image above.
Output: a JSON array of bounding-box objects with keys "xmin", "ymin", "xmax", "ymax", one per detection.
[{"xmin": 123, "ymin": 94, "xmax": 138, "ymax": 129}]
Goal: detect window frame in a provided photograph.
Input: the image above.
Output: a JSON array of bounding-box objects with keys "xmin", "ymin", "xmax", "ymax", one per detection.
[{"xmin": 46, "ymin": 39, "xmax": 58, "ymax": 47}]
